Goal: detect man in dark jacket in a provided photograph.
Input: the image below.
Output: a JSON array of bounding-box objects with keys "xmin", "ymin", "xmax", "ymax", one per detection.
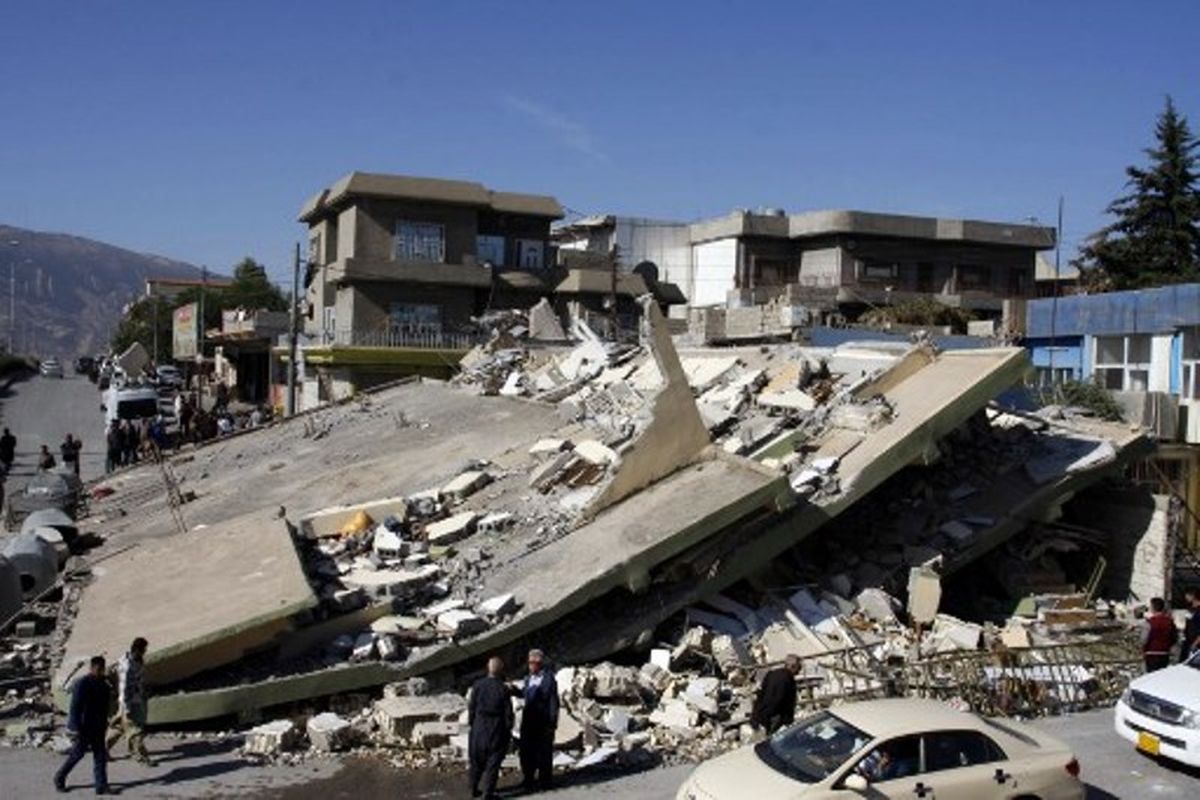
[
  {"xmin": 0, "ymin": 427, "xmax": 16, "ymax": 472},
  {"xmin": 55, "ymin": 656, "xmax": 112, "ymax": 794},
  {"xmin": 469, "ymin": 656, "xmax": 514, "ymax": 800},
  {"xmin": 60, "ymin": 434, "xmax": 81, "ymax": 476},
  {"xmin": 514, "ymin": 648, "xmax": 559, "ymax": 791},
  {"xmin": 751, "ymin": 654, "xmax": 801, "ymax": 733}
]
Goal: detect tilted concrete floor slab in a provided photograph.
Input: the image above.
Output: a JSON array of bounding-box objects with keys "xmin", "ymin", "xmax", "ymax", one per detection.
[{"xmin": 55, "ymin": 510, "xmax": 318, "ymax": 697}]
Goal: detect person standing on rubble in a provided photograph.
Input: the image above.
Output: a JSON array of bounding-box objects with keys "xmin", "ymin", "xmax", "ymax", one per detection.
[
  {"xmin": 513, "ymin": 648, "xmax": 559, "ymax": 791},
  {"xmin": 468, "ymin": 656, "xmax": 515, "ymax": 800},
  {"xmin": 1180, "ymin": 588, "xmax": 1200, "ymax": 663},
  {"xmin": 55, "ymin": 655, "xmax": 112, "ymax": 794},
  {"xmin": 1142, "ymin": 597, "xmax": 1178, "ymax": 672},
  {"xmin": 106, "ymin": 637, "xmax": 154, "ymax": 766},
  {"xmin": 751, "ymin": 654, "xmax": 801, "ymax": 733}
]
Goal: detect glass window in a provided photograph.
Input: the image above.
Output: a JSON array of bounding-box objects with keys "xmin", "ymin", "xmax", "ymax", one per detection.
[
  {"xmin": 1183, "ymin": 327, "xmax": 1200, "ymax": 360},
  {"xmin": 394, "ymin": 221, "xmax": 445, "ymax": 262},
  {"xmin": 1128, "ymin": 369, "xmax": 1149, "ymax": 392},
  {"xmin": 477, "ymin": 235, "xmax": 505, "ymax": 266},
  {"xmin": 1095, "ymin": 336, "xmax": 1124, "ymax": 364},
  {"xmin": 852, "ymin": 735, "xmax": 922, "ymax": 783},
  {"xmin": 957, "ymin": 264, "xmax": 991, "ymax": 290},
  {"xmin": 1096, "ymin": 368, "xmax": 1124, "ymax": 390},
  {"xmin": 517, "ymin": 239, "xmax": 545, "ymax": 270},
  {"xmin": 861, "ymin": 261, "xmax": 896, "ymax": 281},
  {"xmin": 388, "ymin": 302, "xmax": 441, "ymax": 334},
  {"xmin": 756, "ymin": 711, "xmax": 873, "ymax": 783},
  {"xmin": 923, "ymin": 731, "xmax": 1005, "ymax": 773},
  {"xmin": 1127, "ymin": 334, "xmax": 1151, "ymax": 363}
]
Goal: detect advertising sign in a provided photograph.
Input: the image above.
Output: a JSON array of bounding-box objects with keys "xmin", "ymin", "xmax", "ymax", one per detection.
[{"xmin": 173, "ymin": 302, "xmax": 199, "ymax": 360}]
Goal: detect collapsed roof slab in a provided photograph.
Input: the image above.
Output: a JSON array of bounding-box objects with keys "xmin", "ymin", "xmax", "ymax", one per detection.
[
  {"xmin": 519, "ymin": 348, "xmax": 1037, "ymax": 662},
  {"xmin": 55, "ymin": 510, "xmax": 318, "ymax": 699}
]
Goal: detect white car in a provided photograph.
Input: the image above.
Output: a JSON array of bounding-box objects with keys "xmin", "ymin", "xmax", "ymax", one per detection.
[
  {"xmin": 677, "ymin": 698, "xmax": 1084, "ymax": 800},
  {"xmin": 39, "ymin": 358, "xmax": 64, "ymax": 378},
  {"xmin": 155, "ymin": 364, "xmax": 183, "ymax": 388},
  {"xmin": 1114, "ymin": 650, "xmax": 1200, "ymax": 766}
]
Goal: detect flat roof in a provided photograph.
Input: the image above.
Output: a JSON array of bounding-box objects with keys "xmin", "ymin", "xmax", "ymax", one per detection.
[{"xmin": 300, "ymin": 171, "xmax": 564, "ymax": 222}]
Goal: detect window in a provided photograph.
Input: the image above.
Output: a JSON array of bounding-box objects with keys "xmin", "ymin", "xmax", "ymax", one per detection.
[
  {"xmin": 957, "ymin": 264, "xmax": 991, "ymax": 291},
  {"xmin": 308, "ymin": 233, "xmax": 323, "ymax": 266},
  {"xmin": 851, "ymin": 735, "xmax": 922, "ymax": 783},
  {"xmin": 1034, "ymin": 367, "xmax": 1073, "ymax": 387},
  {"xmin": 757, "ymin": 711, "xmax": 873, "ymax": 783},
  {"xmin": 860, "ymin": 261, "xmax": 897, "ymax": 281},
  {"xmin": 517, "ymin": 239, "xmax": 545, "ymax": 270},
  {"xmin": 394, "ymin": 221, "xmax": 445, "ymax": 262},
  {"xmin": 477, "ymin": 235, "xmax": 505, "ymax": 266},
  {"xmin": 388, "ymin": 302, "xmax": 441, "ymax": 335},
  {"xmin": 1182, "ymin": 327, "xmax": 1200, "ymax": 400},
  {"xmin": 1094, "ymin": 333, "xmax": 1151, "ymax": 392},
  {"xmin": 922, "ymin": 731, "xmax": 1005, "ymax": 773}
]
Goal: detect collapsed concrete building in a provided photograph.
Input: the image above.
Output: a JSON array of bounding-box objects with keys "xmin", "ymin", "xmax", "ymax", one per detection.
[{"xmin": 3, "ymin": 297, "xmax": 1155, "ymax": 768}]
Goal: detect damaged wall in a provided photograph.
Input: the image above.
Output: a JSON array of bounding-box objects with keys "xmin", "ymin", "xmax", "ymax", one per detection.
[{"xmin": 586, "ymin": 298, "xmax": 712, "ymax": 516}]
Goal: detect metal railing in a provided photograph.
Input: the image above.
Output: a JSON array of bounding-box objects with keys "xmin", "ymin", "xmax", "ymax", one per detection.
[{"xmin": 318, "ymin": 328, "xmax": 479, "ymax": 350}]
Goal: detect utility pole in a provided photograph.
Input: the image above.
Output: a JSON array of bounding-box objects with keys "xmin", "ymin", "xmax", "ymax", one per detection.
[
  {"xmin": 152, "ymin": 294, "xmax": 159, "ymax": 363},
  {"xmin": 608, "ymin": 243, "xmax": 619, "ymax": 342},
  {"xmin": 286, "ymin": 243, "xmax": 301, "ymax": 416},
  {"xmin": 1049, "ymin": 197, "xmax": 1063, "ymax": 388},
  {"xmin": 5, "ymin": 239, "xmax": 17, "ymax": 354}
]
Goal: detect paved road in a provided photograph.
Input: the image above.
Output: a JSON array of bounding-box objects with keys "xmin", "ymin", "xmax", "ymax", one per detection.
[
  {"xmin": 2, "ymin": 708, "xmax": 1197, "ymax": 798},
  {"xmin": 0, "ymin": 370, "xmax": 107, "ymax": 492}
]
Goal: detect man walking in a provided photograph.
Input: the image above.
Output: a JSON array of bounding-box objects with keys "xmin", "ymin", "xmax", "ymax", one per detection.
[
  {"xmin": 105, "ymin": 422, "xmax": 121, "ymax": 474},
  {"xmin": 107, "ymin": 637, "xmax": 154, "ymax": 765},
  {"xmin": 469, "ymin": 656, "xmax": 514, "ymax": 800},
  {"xmin": 515, "ymin": 649, "xmax": 558, "ymax": 791},
  {"xmin": 1142, "ymin": 597, "xmax": 1178, "ymax": 672},
  {"xmin": 54, "ymin": 656, "xmax": 112, "ymax": 794},
  {"xmin": 1180, "ymin": 588, "xmax": 1200, "ymax": 663},
  {"xmin": 60, "ymin": 434, "xmax": 81, "ymax": 476},
  {"xmin": 0, "ymin": 427, "xmax": 16, "ymax": 473},
  {"xmin": 751, "ymin": 654, "xmax": 801, "ymax": 733}
]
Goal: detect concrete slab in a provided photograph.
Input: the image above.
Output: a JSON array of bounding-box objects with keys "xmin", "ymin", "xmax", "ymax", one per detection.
[{"xmin": 56, "ymin": 510, "xmax": 318, "ymax": 691}]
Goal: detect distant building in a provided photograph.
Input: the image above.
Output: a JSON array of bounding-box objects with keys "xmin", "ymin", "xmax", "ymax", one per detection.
[
  {"xmin": 144, "ymin": 275, "xmax": 232, "ymax": 302},
  {"xmin": 554, "ymin": 209, "xmax": 1055, "ymax": 326},
  {"xmin": 1034, "ymin": 252, "xmax": 1082, "ymax": 298}
]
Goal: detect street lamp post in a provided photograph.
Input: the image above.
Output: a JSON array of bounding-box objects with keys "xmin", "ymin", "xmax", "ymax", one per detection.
[{"xmin": 5, "ymin": 240, "xmax": 18, "ymax": 354}]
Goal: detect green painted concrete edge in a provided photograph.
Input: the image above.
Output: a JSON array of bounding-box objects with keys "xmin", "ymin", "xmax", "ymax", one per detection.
[{"xmin": 279, "ymin": 346, "xmax": 468, "ymax": 367}]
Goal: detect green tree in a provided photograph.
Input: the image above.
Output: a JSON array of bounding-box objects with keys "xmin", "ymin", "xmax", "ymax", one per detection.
[
  {"xmin": 1075, "ymin": 96, "xmax": 1200, "ymax": 289},
  {"xmin": 222, "ymin": 257, "xmax": 288, "ymax": 312},
  {"xmin": 110, "ymin": 297, "xmax": 174, "ymax": 358}
]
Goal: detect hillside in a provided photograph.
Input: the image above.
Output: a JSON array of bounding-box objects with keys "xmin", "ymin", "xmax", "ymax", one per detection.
[{"xmin": 0, "ymin": 224, "xmax": 206, "ymax": 357}]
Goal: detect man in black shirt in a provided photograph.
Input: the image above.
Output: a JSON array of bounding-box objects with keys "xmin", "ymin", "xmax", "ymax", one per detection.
[
  {"xmin": 55, "ymin": 656, "xmax": 112, "ymax": 794},
  {"xmin": 751, "ymin": 654, "xmax": 801, "ymax": 733},
  {"xmin": 469, "ymin": 656, "xmax": 514, "ymax": 800},
  {"xmin": 0, "ymin": 427, "xmax": 16, "ymax": 473}
]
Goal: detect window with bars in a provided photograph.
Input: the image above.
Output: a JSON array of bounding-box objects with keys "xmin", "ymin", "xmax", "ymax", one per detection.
[
  {"xmin": 1093, "ymin": 333, "xmax": 1151, "ymax": 391},
  {"xmin": 394, "ymin": 221, "xmax": 445, "ymax": 262}
]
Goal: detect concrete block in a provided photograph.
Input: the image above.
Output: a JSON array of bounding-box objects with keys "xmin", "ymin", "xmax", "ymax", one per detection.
[
  {"xmin": 411, "ymin": 720, "xmax": 461, "ymax": 749},
  {"xmin": 441, "ymin": 470, "xmax": 491, "ymax": 502},
  {"xmin": 244, "ymin": 719, "xmax": 299, "ymax": 755},
  {"xmin": 854, "ymin": 588, "xmax": 899, "ymax": 624},
  {"xmin": 342, "ymin": 564, "xmax": 440, "ymax": 599},
  {"xmin": 477, "ymin": 512, "xmax": 514, "ymax": 534},
  {"xmin": 757, "ymin": 389, "xmax": 816, "ymax": 412},
  {"xmin": 639, "ymin": 662, "xmax": 672, "ymax": 693},
  {"xmin": 710, "ymin": 635, "xmax": 751, "ymax": 673},
  {"xmin": 436, "ymin": 609, "xmax": 487, "ymax": 636},
  {"xmin": 589, "ymin": 663, "xmax": 641, "ymax": 700},
  {"xmin": 372, "ymin": 527, "xmax": 405, "ymax": 560},
  {"xmin": 555, "ymin": 712, "xmax": 584, "ymax": 748},
  {"xmin": 530, "ymin": 438, "xmax": 570, "ymax": 455},
  {"xmin": 425, "ymin": 512, "xmax": 478, "ymax": 546},
  {"xmin": 370, "ymin": 615, "xmax": 427, "ymax": 635},
  {"xmin": 373, "ymin": 694, "xmax": 467, "ymax": 744},
  {"xmin": 350, "ymin": 632, "xmax": 376, "ymax": 662},
  {"xmin": 930, "ymin": 615, "xmax": 983, "ymax": 651},
  {"xmin": 573, "ymin": 440, "xmax": 619, "ymax": 466},
  {"xmin": 602, "ymin": 708, "xmax": 631, "ymax": 735},
  {"xmin": 306, "ymin": 712, "xmax": 354, "ymax": 752},
  {"xmin": 683, "ymin": 677, "xmax": 720, "ymax": 716},
  {"xmin": 376, "ymin": 634, "xmax": 403, "ymax": 662},
  {"xmin": 529, "ymin": 451, "xmax": 576, "ymax": 491},
  {"xmin": 906, "ymin": 565, "xmax": 942, "ymax": 626},
  {"xmin": 648, "ymin": 648, "xmax": 671, "ymax": 671},
  {"xmin": 648, "ymin": 698, "xmax": 699, "ymax": 730},
  {"xmin": 478, "ymin": 593, "xmax": 517, "ymax": 617}
]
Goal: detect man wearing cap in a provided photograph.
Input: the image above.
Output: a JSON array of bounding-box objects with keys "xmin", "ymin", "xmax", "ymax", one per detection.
[{"xmin": 514, "ymin": 648, "xmax": 559, "ymax": 791}]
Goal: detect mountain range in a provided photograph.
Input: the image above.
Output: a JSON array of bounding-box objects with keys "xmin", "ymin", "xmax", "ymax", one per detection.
[{"xmin": 0, "ymin": 224, "xmax": 205, "ymax": 357}]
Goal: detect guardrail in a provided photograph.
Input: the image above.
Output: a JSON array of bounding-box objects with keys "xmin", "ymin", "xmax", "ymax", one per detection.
[{"xmin": 318, "ymin": 329, "xmax": 479, "ymax": 350}]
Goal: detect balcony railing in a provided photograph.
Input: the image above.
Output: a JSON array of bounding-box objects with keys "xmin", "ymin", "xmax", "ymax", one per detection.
[{"xmin": 318, "ymin": 327, "xmax": 479, "ymax": 350}]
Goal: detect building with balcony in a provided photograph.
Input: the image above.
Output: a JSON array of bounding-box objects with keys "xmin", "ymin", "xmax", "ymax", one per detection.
[
  {"xmin": 300, "ymin": 172, "xmax": 564, "ymax": 344},
  {"xmin": 553, "ymin": 209, "xmax": 1055, "ymax": 327}
]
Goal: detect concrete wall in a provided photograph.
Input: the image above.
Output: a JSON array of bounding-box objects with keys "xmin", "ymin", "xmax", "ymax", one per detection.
[
  {"xmin": 692, "ymin": 239, "xmax": 737, "ymax": 307},
  {"xmin": 1071, "ymin": 491, "xmax": 1175, "ymax": 603}
]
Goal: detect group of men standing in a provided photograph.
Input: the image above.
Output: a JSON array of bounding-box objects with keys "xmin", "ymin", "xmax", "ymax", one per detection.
[
  {"xmin": 53, "ymin": 638, "xmax": 153, "ymax": 794},
  {"xmin": 1, "ymin": 427, "xmax": 83, "ymax": 476},
  {"xmin": 1141, "ymin": 590, "xmax": 1200, "ymax": 671},
  {"xmin": 105, "ymin": 419, "xmax": 148, "ymax": 472},
  {"xmin": 468, "ymin": 650, "xmax": 559, "ymax": 800}
]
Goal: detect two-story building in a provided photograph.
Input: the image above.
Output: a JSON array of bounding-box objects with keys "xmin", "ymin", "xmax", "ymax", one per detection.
[
  {"xmin": 554, "ymin": 209, "xmax": 1055, "ymax": 327},
  {"xmin": 300, "ymin": 172, "xmax": 564, "ymax": 343}
]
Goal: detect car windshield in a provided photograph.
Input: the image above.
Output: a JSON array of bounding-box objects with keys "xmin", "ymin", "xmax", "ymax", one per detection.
[
  {"xmin": 117, "ymin": 398, "xmax": 160, "ymax": 420},
  {"xmin": 1188, "ymin": 650, "xmax": 1200, "ymax": 670},
  {"xmin": 756, "ymin": 711, "xmax": 872, "ymax": 782}
]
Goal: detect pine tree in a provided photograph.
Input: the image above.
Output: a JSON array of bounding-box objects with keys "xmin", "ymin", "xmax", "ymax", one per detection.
[{"xmin": 1076, "ymin": 96, "xmax": 1200, "ymax": 289}]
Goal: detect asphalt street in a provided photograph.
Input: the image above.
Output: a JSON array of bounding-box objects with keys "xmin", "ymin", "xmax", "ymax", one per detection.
[{"xmin": 0, "ymin": 369, "xmax": 107, "ymax": 490}]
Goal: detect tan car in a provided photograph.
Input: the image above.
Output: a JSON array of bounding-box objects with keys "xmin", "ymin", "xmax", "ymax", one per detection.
[{"xmin": 676, "ymin": 698, "xmax": 1084, "ymax": 800}]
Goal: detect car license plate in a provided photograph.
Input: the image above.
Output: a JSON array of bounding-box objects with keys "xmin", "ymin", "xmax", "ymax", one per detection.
[{"xmin": 1137, "ymin": 731, "xmax": 1161, "ymax": 755}]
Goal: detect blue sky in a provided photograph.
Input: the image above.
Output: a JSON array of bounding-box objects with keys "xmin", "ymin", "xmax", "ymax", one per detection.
[{"xmin": 2, "ymin": 0, "xmax": 1198, "ymax": 286}]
